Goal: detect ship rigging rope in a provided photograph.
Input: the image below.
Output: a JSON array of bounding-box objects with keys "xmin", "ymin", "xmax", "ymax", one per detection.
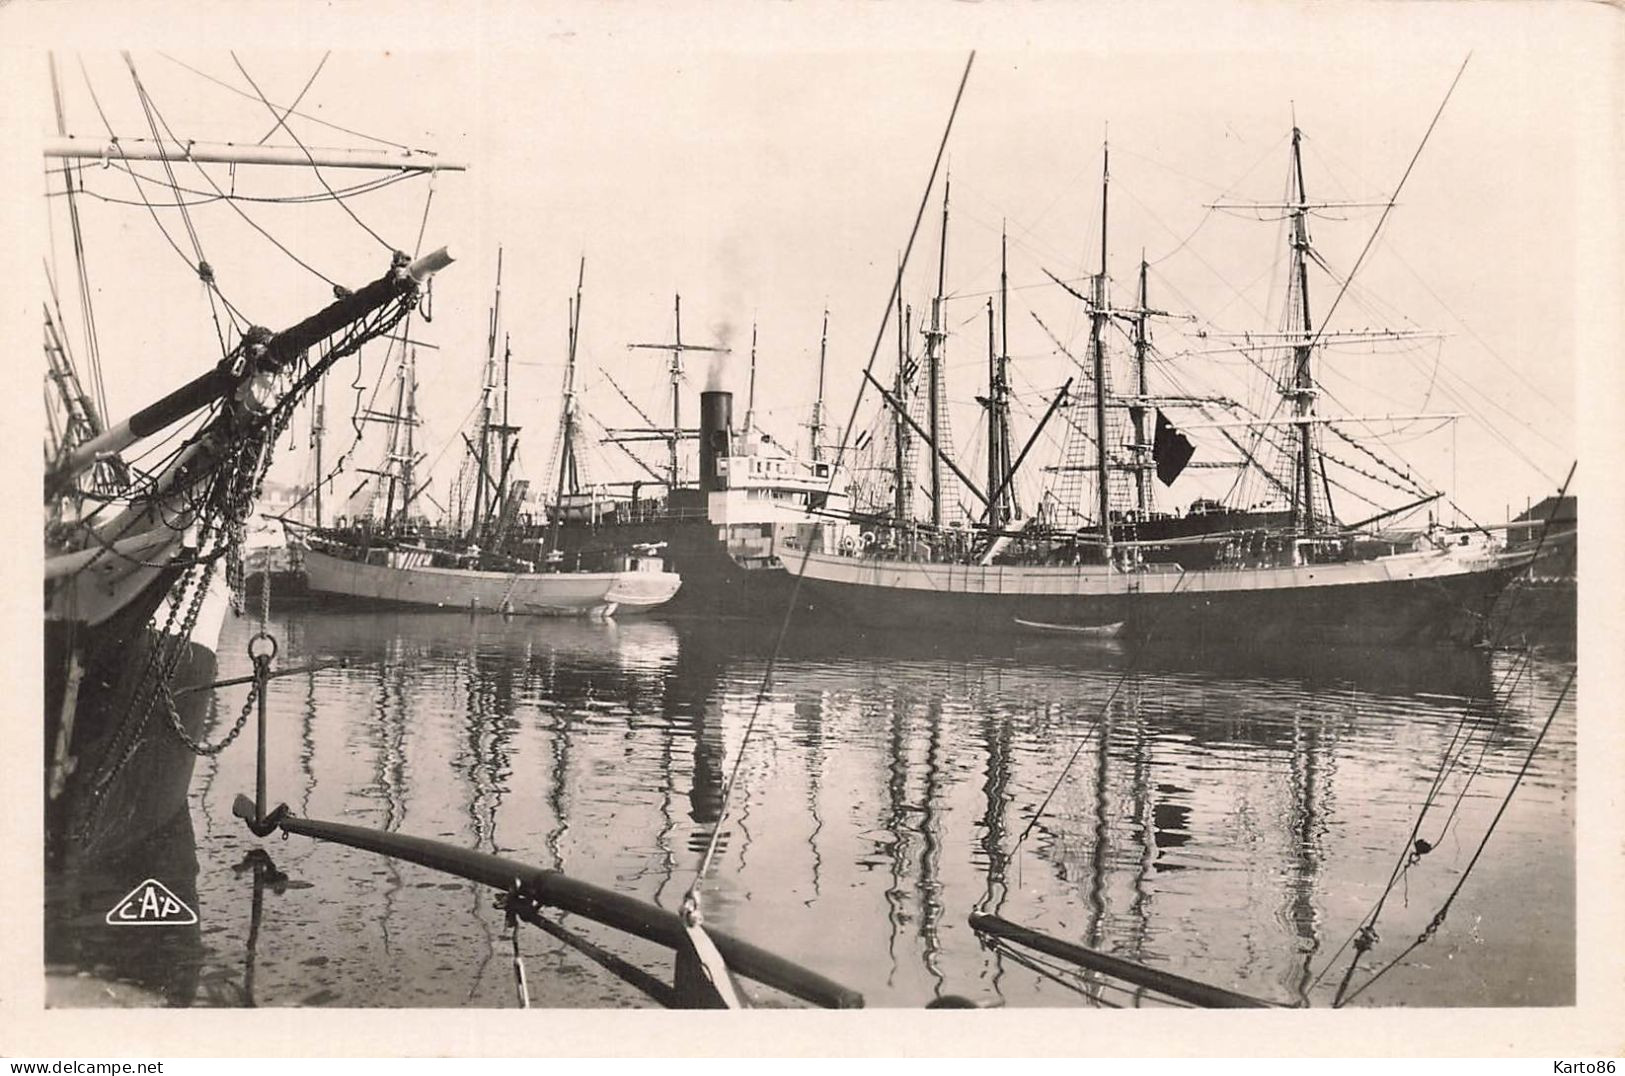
[
  {"xmin": 1302, "ymin": 126, "xmax": 1568, "ymax": 431},
  {"xmin": 55, "ymin": 174, "xmax": 111, "ymax": 430},
  {"xmin": 412, "ymin": 167, "xmax": 438, "ymax": 260},
  {"xmin": 122, "ymin": 53, "xmax": 237, "ymax": 357},
  {"xmin": 1323, "ymin": 422, "xmax": 1431, "ymax": 498},
  {"xmin": 303, "ymin": 307, "xmax": 417, "ymax": 518},
  {"xmin": 233, "ymin": 52, "xmax": 398, "ymax": 255},
  {"xmin": 686, "ymin": 53, "xmax": 976, "ymax": 913},
  {"xmin": 1300, "ymin": 55, "xmax": 1469, "ymax": 364},
  {"xmin": 1333, "ymin": 668, "xmax": 1573, "ymax": 1007},
  {"xmin": 53, "ymin": 161, "xmax": 425, "ymax": 208},
  {"xmin": 76, "ymin": 297, "xmax": 417, "ymax": 827},
  {"xmin": 60, "ymin": 281, "xmax": 414, "ymax": 586},
  {"xmin": 99, "ymin": 54, "xmax": 349, "ymax": 294},
  {"xmin": 78, "ymin": 57, "xmax": 251, "ymax": 340},
  {"xmin": 255, "ymin": 52, "xmax": 328, "ymax": 146},
  {"xmin": 55, "ymin": 407, "xmax": 224, "ymax": 580},
  {"xmin": 1308, "ymin": 466, "xmax": 1573, "ymax": 1001},
  {"xmin": 1313, "ymin": 646, "xmax": 1534, "ymax": 989},
  {"xmin": 159, "ymin": 51, "xmax": 419, "ymax": 153},
  {"xmin": 153, "ymin": 134, "xmax": 343, "ymax": 291},
  {"xmin": 1425, "ymin": 653, "xmax": 1533, "ymax": 844},
  {"xmin": 50, "ymin": 57, "xmax": 112, "ymax": 426},
  {"xmin": 1180, "ymin": 324, "xmax": 1430, "ymax": 512}
]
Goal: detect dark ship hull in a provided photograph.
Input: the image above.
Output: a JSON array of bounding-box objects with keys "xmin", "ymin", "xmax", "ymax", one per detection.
[
  {"xmin": 798, "ymin": 549, "xmax": 1526, "ymax": 648},
  {"xmin": 538, "ymin": 389, "xmax": 823, "ymax": 620},
  {"xmin": 544, "ymin": 511, "xmax": 800, "ymax": 619},
  {"xmin": 44, "ymin": 571, "xmax": 217, "ymax": 869}
]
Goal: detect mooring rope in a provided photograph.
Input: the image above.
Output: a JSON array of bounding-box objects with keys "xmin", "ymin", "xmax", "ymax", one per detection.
[{"xmin": 1333, "ymin": 668, "xmax": 1573, "ymax": 1007}]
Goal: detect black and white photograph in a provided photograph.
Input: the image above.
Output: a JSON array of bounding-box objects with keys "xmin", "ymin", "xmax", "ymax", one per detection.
[{"xmin": 6, "ymin": 0, "xmax": 1620, "ymax": 1058}]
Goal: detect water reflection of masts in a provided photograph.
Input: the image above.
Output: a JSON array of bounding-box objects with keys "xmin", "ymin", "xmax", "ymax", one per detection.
[
  {"xmin": 300, "ymin": 664, "xmax": 318, "ymax": 818},
  {"xmin": 545, "ymin": 704, "xmax": 571, "ymax": 872},
  {"xmin": 1286, "ymin": 709, "xmax": 1328, "ymax": 1005},
  {"xmin": 374, "ymin": 645, "xmax": 408, "ymax": 955},
  {"xmin": 976, "ymin": 704, "xmax": 1016, "ymax": 997},
  {"xmin": 882, "ymin": 693, "xmax": 912, "ymax": 988},
  {"xmin": 463, "ymin": 644, "xmax": 519, "ymax": 854},
  {"xmin": 794, "ymin": 696, "xmax": 825, "ymax": 905},
  {"xmin": 460, "ymin": 641, "xmax": 520, "ymax": 1000},
  {"xmin": 1126, "ymin": 679, "xmax": 1157, "ymax": 1005},
  {"xmin": 1084, "ymin": 691, "xmax": 1114, "ymax": 1006},
  {"xmin": 918, "ymin": 699, "xmax": 948, "ymax": 998}
]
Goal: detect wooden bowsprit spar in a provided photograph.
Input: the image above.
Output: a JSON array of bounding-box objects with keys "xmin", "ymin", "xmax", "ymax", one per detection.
[
  {"xmin": 227, "ymin": 806, "xmax": 862, "ymax": 1007},
  {"xmin": 47, "ymin": 247, "xmax": 453, "ymax": 497},
  {"xmin": 969, "ymin": 914, "xmax": 1275, "ymax": 1008}
]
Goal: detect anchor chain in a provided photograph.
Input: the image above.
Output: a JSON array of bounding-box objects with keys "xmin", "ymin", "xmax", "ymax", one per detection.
[
  {"xmin": 70, "ymin": 293, "xmax": 417, "ymax": 845},
  {"xmin": 77, "ymin": 393, "xmax": 258, "ymax": 829},
  {"xmin": 84, "ymin": 510, "xmax": 224, "ymax": 793},
  {"xmin": 158, "ymin": 665, "xmax": 259, "ymax": 757},
  {"xmin": 165, "ymin": 537, "xmax": 278, "ymax": 758}
]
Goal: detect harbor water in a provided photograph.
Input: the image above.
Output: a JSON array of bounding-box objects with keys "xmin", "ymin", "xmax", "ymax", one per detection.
[{"xmin": 46, "ymin": 605, "xmax": 1575, "ymax": 1008}]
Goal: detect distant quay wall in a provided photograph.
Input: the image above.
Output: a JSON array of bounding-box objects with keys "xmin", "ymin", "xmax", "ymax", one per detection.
[{"xmin": 1488, "ymin": 576, "xmax": 1576, "ymax": 652}]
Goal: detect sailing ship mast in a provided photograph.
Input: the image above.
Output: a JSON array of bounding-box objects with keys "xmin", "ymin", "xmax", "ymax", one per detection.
[
  {"xmin": 469, "ymin": 249, "xmax": 521, "ymax": 544},
  {"xmin": 744, "ymin": 322, "xmax": 759, "ymax": 437},
  {"xmin": 363, "ymin": 350, "xmax": 420, "ymax": 532},
  {"xmin": 894, "ymin": 291, "xmax": 912, "ymax": 526},
  {"xmin": 1089, "ymin": 141, "xmax": 1113, "ymax": 556},
  {"xmin": 986, "ymin": 301, "xmax": 999, "ymax": 521},
  {"xmin": 310, "ymin": 385, "xmax": 326, "ymax": 527},
  {"xmin": 983, "ymin": 226, "xmax": 1019, "ymax": 527},
  {"xmin": 1131, "ymin": 256, "xmax": 1151, "ymax": 516},
  {"xmin": 998, "ymin": 227, "xmax": 1018, "ymax": 523},
  {"xmin": 495, "ymin": 331, "xmax": 517, "ymax": 532},
  {"xmin": 547, "ymin": 258, "xmax": 587, "ymax": 554},
  {"xmin": 471, "ymin": 251, "xmax": 498, "ymax": 536},
  {"xmin": 1287, "ymin": 124, "xmax": 1324, "ymax": 535},
  {"xmin": 43, "ymin": 301, "xmax": 106, "ymax": 474},
  {"xmin": 808, "ymin": 308, "xmax": 830, "ymax": 463},
  {"xmin": 924, "ymin": 175, "xmax": 951, "ymax": 527},
  {"xmin": 626, "ymin": 296, "xmax": 730, "ymax": 489}
]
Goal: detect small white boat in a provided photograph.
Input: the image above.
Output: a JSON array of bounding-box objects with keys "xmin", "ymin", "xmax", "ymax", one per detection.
[{"xmin": 1013, "ymin": 618, "xmax": 1125, "ymax": 638}]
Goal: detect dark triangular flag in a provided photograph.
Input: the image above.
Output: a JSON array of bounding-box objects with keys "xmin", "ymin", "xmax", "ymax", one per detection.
[{"xmin": 1154, "ymin": 410, "xmax": 1195, "ymax": 486}]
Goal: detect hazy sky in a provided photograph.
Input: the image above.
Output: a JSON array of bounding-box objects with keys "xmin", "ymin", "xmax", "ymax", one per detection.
[{"xmin": 14, "ymin": 3, "xmax": 1615, "ymax": 527}]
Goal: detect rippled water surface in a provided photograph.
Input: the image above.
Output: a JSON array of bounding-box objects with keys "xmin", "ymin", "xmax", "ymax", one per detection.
[{"xmin": 49, "ymin": 606, "xmax": 1575, "ymax": 1008}]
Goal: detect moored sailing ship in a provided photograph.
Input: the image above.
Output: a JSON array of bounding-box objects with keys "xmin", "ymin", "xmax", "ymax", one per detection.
[
  {"xmin": 798, "ymin": 124, "xmax": 1533, "ymax": 645},
  {"xmin": 299, "ymin": 254, "xmax": 682, "ymax": 618}
]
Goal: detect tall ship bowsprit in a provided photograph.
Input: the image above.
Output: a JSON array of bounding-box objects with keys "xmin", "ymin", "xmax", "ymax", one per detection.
[
  {"xmin": 298, "ymin": 253, "xmax": 683, "ymax": 618},
  {"xmin": 797, "ymin": 118, "xmax": 1535, "ymax": 647},
  {"xmin": 42, "ymin": 51, "xmax": 464, "ymax": 864}
]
